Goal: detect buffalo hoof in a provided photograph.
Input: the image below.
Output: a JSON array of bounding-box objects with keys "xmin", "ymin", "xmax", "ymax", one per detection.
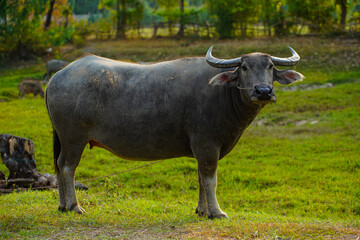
[
  {"xmin": 58, "ymin": 205, "xmax": 66, "ymax": 212},
  {"xmin": 60, "ymin": 204, "xmax": 85, "ymax": 214},
  {"xmin": 195, "ymin": 207, "xmax": 208, "ymax": 217},
  {"xmin": 71, "ymin": 205, "xmax": 85, "ymax": 214},
  {"xmin": 207, "ymin": 211, "xmax": 229, "ymax": 219}
]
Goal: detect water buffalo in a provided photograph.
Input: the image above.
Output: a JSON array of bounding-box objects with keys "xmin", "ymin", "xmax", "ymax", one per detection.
[
  {"xmin": 18, "ymin": 80, "xmax": 44, "ymax": 98},
  {"xmin": 44, "ymin": 59, "xmax": 69, "ymax": 82},
  {"xmin": 45, "ymin": 46, "xmax": 304, "ymax": 218}
]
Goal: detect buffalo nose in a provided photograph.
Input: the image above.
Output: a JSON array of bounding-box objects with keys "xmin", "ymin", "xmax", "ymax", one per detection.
[{"xmin": 254, "ymin": 85, "xmax": 273, "ymax": 100}]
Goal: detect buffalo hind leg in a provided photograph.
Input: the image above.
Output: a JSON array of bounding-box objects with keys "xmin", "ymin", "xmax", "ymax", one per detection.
[
  {"xmin": 57, "ymin": 172, "xmax": 66, "ymax": 211},
  {"xmin": 56, "ymin": 140, "xmax": 86, "ymax": 214}
]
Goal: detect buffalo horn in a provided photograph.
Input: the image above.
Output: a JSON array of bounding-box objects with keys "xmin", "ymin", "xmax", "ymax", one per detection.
[
  {"xmin": 270, "ymin": 46, "xmax": 300, "ymax": 66},
  {"xmin": 206, "ymin": 46, "xmax": 242, "ymax": 68}
]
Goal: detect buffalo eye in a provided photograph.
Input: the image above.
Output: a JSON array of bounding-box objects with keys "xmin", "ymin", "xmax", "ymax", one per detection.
[
  {"xmin": 269, "ymin": 64, "xmax": 274, "ymax": 70},
  {"xmin": 241, "ymin": 65, "xmax": 247, "ymax": 71}
]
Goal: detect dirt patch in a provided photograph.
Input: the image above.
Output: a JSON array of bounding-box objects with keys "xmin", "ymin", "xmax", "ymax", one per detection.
[
  {"xmin": 253, "ymin": 118, "xmax": 320, "ymax": 127},
  {"xmin": 280, "ymin": 83, "xmax": 334, "ymax": 92}
]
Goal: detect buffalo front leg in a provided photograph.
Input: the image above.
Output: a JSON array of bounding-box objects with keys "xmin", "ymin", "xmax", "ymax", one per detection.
[
  {"xmin": 197, "ymin": 162, "xmax": 228, "ymax": 219},
  {"xmin": 56, "ymin": 141, "xmax": 86, "ymax": 214},
  {"xmin": 195, "ymin": 168, "xmax": 208, "ymax": 216},
  {"xmin": 193, "ymin": 145, "xmax": 228, "ymax": 219}
]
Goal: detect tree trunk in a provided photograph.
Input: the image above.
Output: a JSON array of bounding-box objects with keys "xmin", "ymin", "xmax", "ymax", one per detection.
[
  {"xmin": 177, "ymin": 0, "xmax": 184, "ymax": 38},
  {"xmin": 3, "ymin": 0, "xmax": 7, "ymax": 27},
  {"xmin": 168, "ymin": 21, "xmax": 173, "ymax": 36},
  {"xmin": 266, "ymin": 18, "xmax": 271, "ymax": 36},
  {"xmin": 240, "ymin": 22, "xmax": 247, "ymax": 38},
  {"xmin": 44, "ymin": 0, "xmax": 56, "ymax": 30},
  {"xmin": 116, "ymin": 0, "xmax": 127, "ymax": 39},
  {"xmin": 263, "ymin": 21, "xmax": 267, "ymax": 36},
  {"xmin": 268, "ymin": 23, "xmax": 271, "ymax": 36},
  {"xmin": 64, "ymin": 16, "xmax": 68, "ymax": 28},
  {"xmin": 121, "ymin": 0, "xmax": 127, "ymax": 38},
  {"xmin": 204, "ymin": 20, "xmax": 210, "ymax": 38},
  {"xmin": 339, "ymin": 0, "xmax": 347, "ymax": 31},
  {"xmin": 116, "ymin": 0, "xmax": 121, "ymax": 39},
  {"xmin": 152, "ymin": 17, "xmax": 159, "ymax": 38},
  {"xmin": 137, "ymin": 21, "xmax": 141, "ymax": 38}
]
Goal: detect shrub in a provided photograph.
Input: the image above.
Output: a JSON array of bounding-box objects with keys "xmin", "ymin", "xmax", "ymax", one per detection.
[
  {"xmin": 43, "ymin": 26, "xmax": 75, "ymax": 47},
  {"xmin": 72, "ymin": 35, "xmax": 86, "ymax": 48}
]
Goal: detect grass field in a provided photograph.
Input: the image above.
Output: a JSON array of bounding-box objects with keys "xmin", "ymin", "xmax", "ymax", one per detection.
[{"xmin": 0, "ymin": 37, "xmax": 359, "ymax": 239}]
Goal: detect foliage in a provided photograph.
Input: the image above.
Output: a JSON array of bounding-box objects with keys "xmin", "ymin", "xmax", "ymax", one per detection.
[
  {"xmin": 94, "ymin": 16, "xmax": 114, "ymax": 40},
  {"xmin": 127, "ymin": 0, "xmax": 145, "ymax": 36},
  {"xmin": 287, "ymin": 0, "xmax": 335, "ymax": 33},
  {"xmin": 0, "ymin": 0, "xmax": 75, "ymax": 60},
  {"xmin": 74, "ymin": 20, "xmax": 91, "ymax": 37},
  {"xmin": 153, "ymin": 0, "xmax": 178, "ymax": 35},
  {"xmin": 259, "ymin": 0, "xmax": 281, "ymax": 36},
  {"xmin": 1, "ymin": 0, "xmax": 360, "ymax": 58},
  {"xmin": 0, "ymin": 0, "xmax": 46, "ymax": 59},
  {"xmin": 71, "ymin": 34, "xmax": 86, "ymax": 47},
  {"xmin": 207, "ymin": 0, "xmax": 235, "ymax": 39},
  {"xmin": 43, "ymin": 26, "xmax": 75, "ymax": 47},
  {"xmin": 98, "ymin": 0, "xmax": 145, "ymax": 38}
]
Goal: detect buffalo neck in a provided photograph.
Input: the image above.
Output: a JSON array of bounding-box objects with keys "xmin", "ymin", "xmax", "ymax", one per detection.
[{"xmin": 220, "ymin": 86, "xmax": 263, "ymax": 134}]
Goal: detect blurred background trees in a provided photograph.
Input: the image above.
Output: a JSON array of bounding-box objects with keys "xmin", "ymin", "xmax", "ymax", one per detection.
[{"xmin": 0, "ymin": 0, "xmax": 359, "ymax": 60}]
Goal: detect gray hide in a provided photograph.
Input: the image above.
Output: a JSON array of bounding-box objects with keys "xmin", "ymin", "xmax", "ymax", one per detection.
[
  {"xmin": 45, "ymin": 48, "xmax": 304, "ymax": 218},
  {"xmin": 44, "ymin": 59, "xmax": 69, "ymax": 82}
]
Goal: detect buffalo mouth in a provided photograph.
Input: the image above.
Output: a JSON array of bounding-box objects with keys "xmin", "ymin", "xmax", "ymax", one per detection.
[
  {"xmin": 250, "ymin": 85, "xmax": 276, "ymax": 105},
  {"xmin": 251, "ymin": 95, "xmax": 276, "ymax": 105}
]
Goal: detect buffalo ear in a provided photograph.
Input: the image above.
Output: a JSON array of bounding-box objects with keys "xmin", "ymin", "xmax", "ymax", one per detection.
[
  {"xmin": 209, "ymin": 69, "xmax": 238, "ymax": 86},
  {"xmin": 274, "ymin": 69, "xmax": 305, "ymax": 85}
]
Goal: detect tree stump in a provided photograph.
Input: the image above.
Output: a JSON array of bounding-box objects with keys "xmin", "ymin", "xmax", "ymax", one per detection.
[
  {"xmin": 0, "ymin": 134, "xmax": 55, "ymax": 191},
  {"xmin": 0, "ymin": 134, "xmax": 41, "ymax": 179},
  {"xmin": 0, "ymin": 134, "xmax": 87, "ymax": 193}
]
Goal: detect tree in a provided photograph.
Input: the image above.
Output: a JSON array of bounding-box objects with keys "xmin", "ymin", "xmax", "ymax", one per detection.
[
  {"xmin": 155, "ymin": 0, "xmax": 178, "ymax": 35},
  {"xmin": 117, "ymin": 0, "xmax": 127, "ymax": 39},
  {"xmin": 260, "ymin": 0, "xmax": 281, "ymax": 36},
  {"xmin": 207, "ymin": 0, "xmax": 235, "ymax": 38},
  {"xmin": 0, "ymin": 0, "xmax": 47, "ymax": 58},
  {"xmin": 44, "ymin": 0, "xmax": 56, "ymax": 30},
  {"xmin": 232, "ymin": 0, "xmax": 260, "ymax": 38},
  {"xmin": 273, "ymin": 1, "xmax": 289, "ymax": 36},
  {"xmin": 287, "ymin": 0, "xmax": 334, "ymax": 33},
  {"xmin": 61, "ymin": 4, "xmax": 73, "ymax": 28},
  {"xmin": 128, "ymin": 0, "xmax": 145, "ymax": 37},
  {"xmin": 335, "ymin": 0, "xmax": 347, "ymax": 31},
  {"xmin": 99, "ymin": 0, "xmax": 145, "ymax": 39},
  {"xmin": 208, "ymin": 0, "xmax": 260, "ymax": 38},
  {"xmin": 0, "ymin": 0, "xmax": 8, "ymax": 29},
  {"xmin": 99, "ymin": 0, "xmax": 125, "ymax": 38},
  {"xmin": 177, "ymin": 0, "xmax": 185, "ymax": 37}
]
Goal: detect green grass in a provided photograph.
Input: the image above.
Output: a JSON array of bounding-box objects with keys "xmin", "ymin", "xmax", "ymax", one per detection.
[{"xmin": 0, "ymin": 37, "xmax": 359, "ymax": 239}]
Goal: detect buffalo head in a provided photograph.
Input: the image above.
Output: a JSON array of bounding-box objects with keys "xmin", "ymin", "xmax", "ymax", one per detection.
[{"xmin": 206, "ymin": 46, "xmax": 305, "ymax": 105}]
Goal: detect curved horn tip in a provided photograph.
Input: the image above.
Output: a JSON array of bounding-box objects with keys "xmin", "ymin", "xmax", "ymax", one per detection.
[
  {"xmin": 287, "ymin": 46, "xmax": 296, "ymax": 54},
  {"xmin": 207, "ymin": 45, "xmax": 214, "ymax": 54},
  {"xmin": 206, "ymin": 45, "xmax": 243, "ymax": 68}
]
